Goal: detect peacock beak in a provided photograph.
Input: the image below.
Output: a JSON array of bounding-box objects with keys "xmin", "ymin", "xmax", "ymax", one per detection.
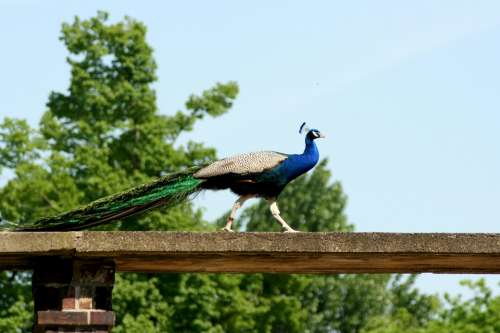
[{"xmin": 318, "ymin": 132, "xmax": 326, "ymax": 139}]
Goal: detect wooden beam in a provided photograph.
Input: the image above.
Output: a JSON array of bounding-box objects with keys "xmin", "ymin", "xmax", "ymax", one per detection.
[{"xmin": 1, "ymin": 232, "xmax": 500, "ymax": 274}]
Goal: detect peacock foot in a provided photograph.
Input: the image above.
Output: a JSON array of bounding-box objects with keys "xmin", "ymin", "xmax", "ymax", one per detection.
[
  {"xmin": 221, "ymin": 226, "xmax": 235, "ymax": 232},
  {"xmin": 283, "ymin": 228, "xmax": 300, "ymax": 233}
]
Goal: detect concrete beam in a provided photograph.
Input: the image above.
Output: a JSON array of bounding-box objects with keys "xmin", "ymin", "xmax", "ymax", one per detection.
[{"xmin": 1, "ymin": 232, "xmax": 500, "ymax": 273}]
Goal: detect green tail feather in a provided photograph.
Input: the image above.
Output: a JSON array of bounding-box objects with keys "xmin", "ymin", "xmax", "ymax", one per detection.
[{"xmin": 11, "ymin": 167, "xmax": 205, "ymax": 231}]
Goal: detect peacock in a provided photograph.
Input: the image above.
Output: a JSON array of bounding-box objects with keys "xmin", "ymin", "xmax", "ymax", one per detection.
[{"xmin": 4, "ymin": 123, "xmax": 324, "ymax": 232}]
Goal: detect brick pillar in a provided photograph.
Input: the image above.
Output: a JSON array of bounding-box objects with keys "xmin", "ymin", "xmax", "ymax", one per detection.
[{"xmin": 32, "ymin": 258, "xmax": 116, "ymax": 333}]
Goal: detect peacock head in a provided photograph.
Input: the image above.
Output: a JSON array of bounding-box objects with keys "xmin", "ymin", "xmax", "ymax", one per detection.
[{"xmin": 299, "ymin": 122, "xmax": 325, "ymax": 142}]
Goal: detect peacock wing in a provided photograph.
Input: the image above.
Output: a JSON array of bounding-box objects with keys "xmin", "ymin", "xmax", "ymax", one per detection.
[{"xmin": 194, "ymin": 151, "xmax": 288, "ymax": 178}]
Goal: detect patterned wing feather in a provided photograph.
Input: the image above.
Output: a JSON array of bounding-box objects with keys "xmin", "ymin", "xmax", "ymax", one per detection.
[{"xmin": 194, "ymin": 151, "xmax": 288, "ymax": 178}]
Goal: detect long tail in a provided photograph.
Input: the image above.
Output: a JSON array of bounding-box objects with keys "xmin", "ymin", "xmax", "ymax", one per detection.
[{"xmin": 10, "ymin": 166, "xmax": 206, "ymax": 231}]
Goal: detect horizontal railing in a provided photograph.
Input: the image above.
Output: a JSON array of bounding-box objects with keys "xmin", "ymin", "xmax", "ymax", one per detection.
[{"xmin": 1, "ymin": 232, "xmax": 500, "ymax": 273}]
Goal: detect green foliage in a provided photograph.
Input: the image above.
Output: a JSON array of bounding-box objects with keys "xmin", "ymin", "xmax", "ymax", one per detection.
[
  {"xmin": 435, "ymin": 280, "xmax": 500, "ymax": 333},
  {"xmin": 388, "ymin": 275, "xmax": 440, "ymax": 326},
  {"xmin": 362, "ymin": 279, "xmax": 500, "ymax": 333},
  {"xmin": 0, "ymin": 11, "xmax": 237, "ymax": 230},
  {"xmin": 168, "ymin": 274, "xmax": 260, "ymax": 333},
  {"xmin": 0, "ymin": 11, "xmax": 236, "ymax": 330},
  {"xmin": 0, "ymin": 118, "xmax": 45, "ymax": 171},
  {"xmin": 112, "ymin": 274, "xmax": 172, "ymax": 333},
  {"xmin": 0, "ymin": 272, "xmax": 32, "ymax": 333}
]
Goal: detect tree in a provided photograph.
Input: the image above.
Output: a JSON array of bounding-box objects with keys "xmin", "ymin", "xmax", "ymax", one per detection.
[
  {"xmin": 0, "ymin": 11, "xmax": 238, "ymax": 332},
  {"xmin": 434, "ymin": 279, "xmax": 500, "ymax": 333},
  {"xmin": 362, "ymin": 279, "xmax": 500, "ymax": 333},
  {"xmin": 0, "ymin": 272, "xmax": 32, "ymax": 333}
]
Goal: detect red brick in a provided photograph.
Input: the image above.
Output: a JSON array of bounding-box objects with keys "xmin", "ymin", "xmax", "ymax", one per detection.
[
  {"xmin": 79, "ymin": 297, "xmax": 93, "ymax": 309},
  {"xmin": 62, "ymin": 297, "xmax": 76, "ymax": 309},
  {"xmin": 90, "ymin": 311, "xmax": 115, "ymax": 326},
  {"xmin": 37, "ymin": 310, "xmax": 88, "ymax": 325}
]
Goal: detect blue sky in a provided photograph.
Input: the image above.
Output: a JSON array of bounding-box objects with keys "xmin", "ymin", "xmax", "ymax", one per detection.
[{"xmin": 1, "ymin": 1, "xmax": 499, "ymax": 296}]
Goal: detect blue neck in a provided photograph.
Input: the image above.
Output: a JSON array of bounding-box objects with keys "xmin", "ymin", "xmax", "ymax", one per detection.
[
  {"xmin": 276, "ymin": 136, "xmax": 320, "ymax": 182},
  {"xmin": 304, "ymin": 136, "xmax": 319, "ymax": 158}
]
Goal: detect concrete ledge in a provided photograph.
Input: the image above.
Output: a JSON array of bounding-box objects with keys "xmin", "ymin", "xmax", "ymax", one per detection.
[{"xmin": 1, "ymin": 232, "xmax": 500, "ymax": 273}]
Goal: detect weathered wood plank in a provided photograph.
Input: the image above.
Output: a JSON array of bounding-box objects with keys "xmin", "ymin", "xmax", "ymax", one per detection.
[{"xmin": 1, "ymin": 232, "xmax": 499, "ymax": 273}]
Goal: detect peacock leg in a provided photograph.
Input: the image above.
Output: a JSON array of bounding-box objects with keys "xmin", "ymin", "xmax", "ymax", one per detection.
[
  {"xmin": 222, "ymin": 195, "xmax": 253, "ymax": 232},
  {"xmin": 268, "ymin": 199, "xmax": 298, "ymax": 233}
]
